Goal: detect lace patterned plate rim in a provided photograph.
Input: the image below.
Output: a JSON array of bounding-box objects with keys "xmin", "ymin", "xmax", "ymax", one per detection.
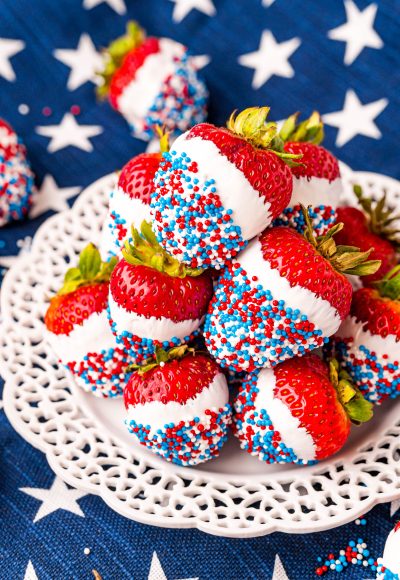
[{"xmin": 1, "ymin": 168, "xmax": 400, "ymax": 538}]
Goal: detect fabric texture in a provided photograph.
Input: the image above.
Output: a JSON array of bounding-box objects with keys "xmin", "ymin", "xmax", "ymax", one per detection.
[{"xmin": 1, "ymin": 0, "xmax": 399, "ymax": 578}]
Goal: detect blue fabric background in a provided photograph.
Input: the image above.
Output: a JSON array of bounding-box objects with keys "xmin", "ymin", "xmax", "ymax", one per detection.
[{"xmin": 1, "ymin": 0, "xmax": 399, "ymax": 578}]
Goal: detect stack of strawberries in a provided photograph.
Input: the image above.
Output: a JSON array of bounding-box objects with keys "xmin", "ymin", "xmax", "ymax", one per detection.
[{"xmin": 45, "ymin": 105, "xmax": 400, "ymax": 468}]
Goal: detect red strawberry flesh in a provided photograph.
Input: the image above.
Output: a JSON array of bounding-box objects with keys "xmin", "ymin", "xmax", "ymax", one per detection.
[
  {"xmin": 124, "ymin": 353, "xmax": 220, "ymax": 408},
  {"xmin": 273, "ymin": 354, "xmax": 351, "ymax": 460},
  {"xmin": 44, "ymin": 282, "xmax": 109, "ymax": 336},
  {"xmin": 187, "ymin": 123, "xmax": 293, "ymax": 215},
  {"xmin": 284, "ymin": 141, "xmax": 340, "ymax": 181},
  {"xmin": 259, "ymin": 226, "xmax": 352, "ymax": 320},
  {"xmin": 118, "ymin": 152, "xmax": 161, "ymax": 203},
  {"xmin": 110, "ymin": 259, "xmax": 213, "ymax": 322},
  {"xmin": 351, "ymin": 287, "xmax": 400, "ymax": 341},
  {"xmin": 109, "ymin": 37, "xmax": 160, "ymax": 108}
]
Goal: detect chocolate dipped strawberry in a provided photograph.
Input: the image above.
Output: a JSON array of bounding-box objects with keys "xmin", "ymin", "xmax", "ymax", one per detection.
[
  {"xmin": 100, "ymin": 130, "xmax": 169, "ymax": 260},
  {"xmin": 335, "ymin": 266, "xmax": 400, "ymax": 404},
  {"xmin": 0, "ymin": 118, "xmax": 36, "ymax": 227},
  {"xmin": 124, "ymin": 346, "xmax": 232, "ymax": 466},
  {"xmin": 97, "ymin": 21, "xmax": 208, "ymax": 140},
  {"xmin": 273, "ymin": 112, "xmax": 342, "ymax": 236},
  {"xmin": 233, "ymin": 355, "xmax": 372, "ymax": 465},
  {"xmin": 336, "ymin": 185, "xmax": 400, "ymax": 285},
  {"xmin": 151, "ymin": 107, "xmax": 299, "ymax": 269},
  {"xmin": 204, "ymin": 208, "xmax": 380, "ymax": 372},
  {"xmin": 45, "ymin": 244, "xmax": 128, "ymax": 398},
  {"xmin": 108, "ymin": 221, "xmax": 213, "ymax": 362}
]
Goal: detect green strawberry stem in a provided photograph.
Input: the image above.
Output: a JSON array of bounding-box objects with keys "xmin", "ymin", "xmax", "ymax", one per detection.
[
  {"xmin": 97, "ymin": 21, "xmax": 145, "ymax": 100},
  {"xmin": 279, "ymin": 111, "xmax": 324, "ymax": 145},
  {"xmin": 155, "ymin": 125, "xmax": 170, "ymax": 154},
  {"xmin": 329, "ymin": 359, "xmax": 373, "ymax": 425},
  {"xmin": 58, "ymin": 244, "xmax": 117, "ymax": 296},
  {"xmin": 353, "ymin": 185, "xmax": 400, "ymax": 250},
  {"xmin": 373, "ymin": 265, "xmax": 400, "ymax": 300},
  {"xmin": 301, "ymin": 205, "xmax": 381, "ymax": 276},
  {"xmin": 226, "ymin": 107, "xmax": 303, "ymax": 166},
  {"xmin": 126, "ymin": 345, "xmax": 194, "ymax": 375},
  {"xmin": 122, "ymin": 221, "xmax": 204, "ymax": 278}
]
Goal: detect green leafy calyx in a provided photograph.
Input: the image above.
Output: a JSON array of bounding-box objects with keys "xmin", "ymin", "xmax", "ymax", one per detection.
[
  {"xmin": 97, "ymin": 21, "xmax": 145, "ymax": 99},
  {"xmin": 301, "ymin": 205, "xmax": 381, "ymax": 277},
  {"xmin": 373, "ymin": 265, "xmax": 400, "ymax": 301},
  {"xmin": 57, "ymin": 244, "xmax": 117, "ymax": 296},
  {"xmin": 279, "ymin": 111, "xmax": 324, "ymax": 145},
  {"xmin": 329, "ymin": 359, "xmax": 373, "ymax": 425},
  {"xmin": 122, "ymin": 221, "xmax": 204, "ymax": 278},
  {"xmin": 127, "ymin": 345, "xmax": 194, "ymax": 375},
  {"xmin": 353, "ymin": 185, "xmax": 400, "ymax": 250},
  {"xmin": 226, "ymin": 107, "xmax": 302, "ymax": 166}
]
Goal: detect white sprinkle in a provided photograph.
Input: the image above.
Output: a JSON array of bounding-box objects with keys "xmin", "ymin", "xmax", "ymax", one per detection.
[
  {"xmin": 84, "ymin": 548, "xmax": 91, "ymax": 555},
  {"xmin": 160, "ymin": 361, "xmax": 165, "ymax": 367},
  {"xmin": 18, "ymin": 104, "xmax": 29, "ymax": 115}
]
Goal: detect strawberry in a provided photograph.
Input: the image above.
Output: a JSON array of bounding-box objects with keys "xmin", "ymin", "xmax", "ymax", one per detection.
[
  {"xmin": 334, "ymin": 266, "xmax": 400, "ymax": 404},
  {"xmin": 0, "ymin": 118, "xmax": 36, "ymax": 227},
  {"xmin": 204, "ymin": 208, "xmax": 380, "ymax": 372},
  {"xmin": 124, "ymin": 346, "xmax": 232, "ymax": 466},
  {"xmin": 336, "ymin": 185, "xmax": 399, "ymax": 285},
  {"xmin": 108, "ymin": 221, "xmax": 213, "ymax": 362},
  {"xmin": 97, "ymin": 21, "xmax": 208, "ymax": 140},
  {"xmin": 377, "ymin": 522, "xmax": 400, "ymax": 577},
  {"xmin": 100, "ymin": 130, "xmax": 169, "ymax": 260},
  {"xmin": 151, "ymin": 107, "xmax": 298, "ymax": 269},
  {"xmin": 273, "ymin": 112, "xmax": 341, "ymax": 236},
  {"xmin": 44, "ymin": 244, "xmax": 129, "ymax": 398},
  {"xmin": 233, "ymin": 355, "xmax": 372, "ymax": 465}
]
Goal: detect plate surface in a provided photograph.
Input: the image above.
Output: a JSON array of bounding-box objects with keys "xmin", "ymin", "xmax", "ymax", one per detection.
[{"xmin": 1, "ymin": 169, "xmax": 400, "ymax": 538}]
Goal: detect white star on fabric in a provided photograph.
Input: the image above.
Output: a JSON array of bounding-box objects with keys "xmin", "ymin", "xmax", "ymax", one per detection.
[
  {"xmin": 262, "ymin": 0, "xmax": 275, "ymax": 6},
  {"xmin": 190, "ymin": 54, "xmax": 211, "ymax": 70},
  {"xmin": 328, "ymin": 0, "xmax": 383, "ymax": 65},
  {"xmin": 169, "ymin": 0, "xmax": 216, "ymax": 23},
  {"xmin": 0, "ymin": 38, "xmax": 25, "ymax": 81},
  {"xmin": 391, "ymin": 499, "xmax": 400, "ymax": 517},
  {"xmin": 54, "ymin": 34, "xmax": 103, "ymax": 91},
  {"xmin": 323, "ymin": 89, "xmax": 388, "ymax": 147},
  {"xmin": 147, "ymin": 552, "xmax": 198, "ymax": 580},
  {"xmin": 30, "ymin": 175, "xmax": 81, "ymax": 218},
  {"xmin": 23, "ymin": 561, "xmax": 38, "ymax": 580},
  {"xmin": 238, "ymin": 30, "xmax": 301, "ymax": 89},
  {"xmin": 83, "ymin": 0, "xmax": 126, "ymax": 14},
  {"xmin": 20, "ymin": 477, "xmax": 88, "ymax": 522},
  {"xmin": 271, "ymin": 554, "xmax": 290, "ymax": 580},
  {"xmin": 36, "ymin": 113, "xmax": 103, "ymax": 153}
]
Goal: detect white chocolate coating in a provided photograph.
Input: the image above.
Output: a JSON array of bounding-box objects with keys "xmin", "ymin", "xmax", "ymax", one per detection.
[
  {"xmin": 290, "ymin": 175, "xmax": 342, "ymax": 207},
  {"xmin": 117, "ymin": 38, "xmax": 185, "ymax": 126},
  {"xmin": 171, "ymin": 133, "xmax": 272, "ymax": 240},
  {"xmin": 254, "ymin": 368, "xmax": 317, "ymax": 462},
  {"xmin": 337, "ymin": 316, "xmax": 399, "ymax": 361},
  {"xmin": 126, "ymin": 372, "xmax": 228, "ymax": 435},
  {"xmin": 45, "ymin": 310, "xmax": 116, "ymax": 364},
  {"xmin": 238, "ymin": 238, "xmax": 342, "ymax": 336},
  {"xmin": 108, "ymin": 292, "xmax": 204, "ymax": 342}
]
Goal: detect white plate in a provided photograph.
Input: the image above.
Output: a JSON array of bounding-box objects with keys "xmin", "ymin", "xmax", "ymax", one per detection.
[{"xmin": 1, "ymin": 169, "xmax": 400, "ymax": 538}]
